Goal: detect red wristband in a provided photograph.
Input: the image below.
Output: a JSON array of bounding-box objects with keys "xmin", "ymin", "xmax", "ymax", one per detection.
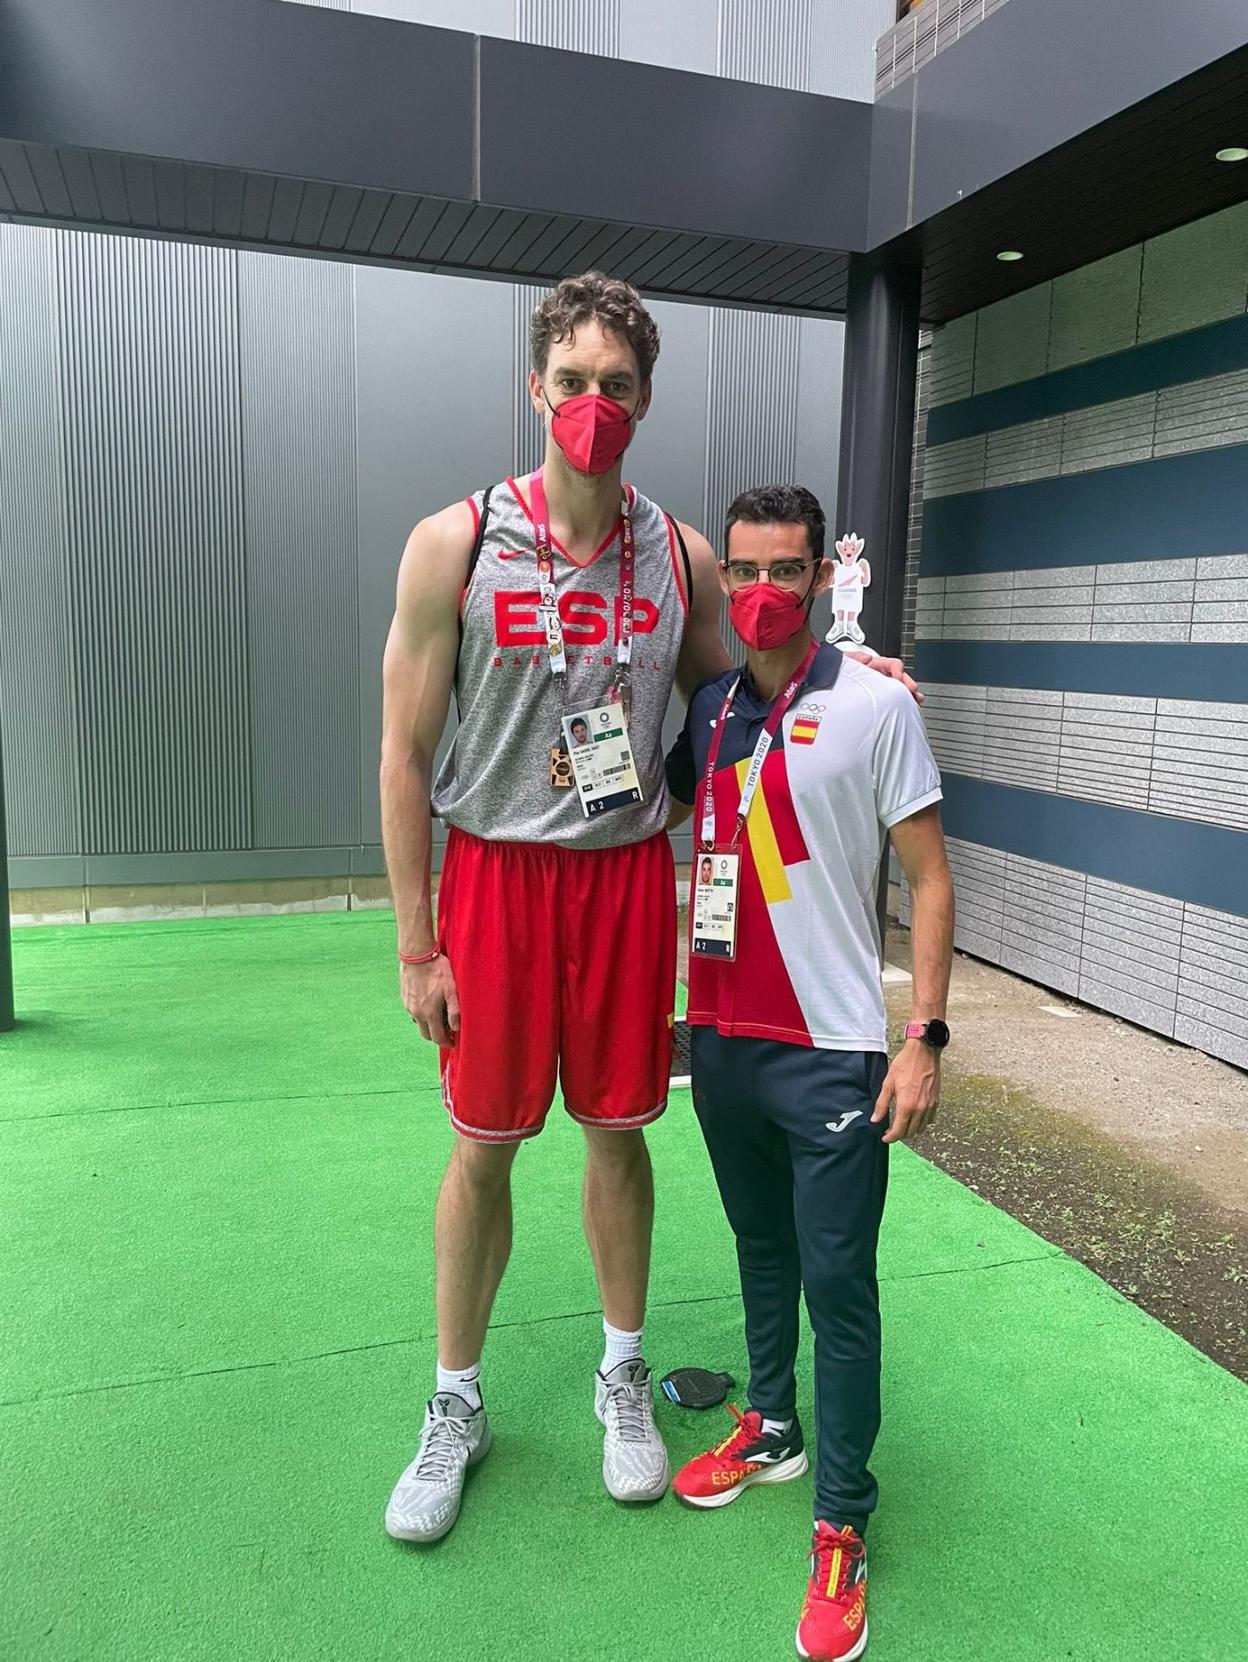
[{"xmin": 398, "ymin": 947, "xmax": 440, "ymax": 966}]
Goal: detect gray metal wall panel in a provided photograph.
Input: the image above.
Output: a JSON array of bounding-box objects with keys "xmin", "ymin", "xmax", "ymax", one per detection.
[
  {"xmin": 512, "ymin": 283, "xmax": 546, "ymax": 478},
  {"xmin": 628, "ymin": 297, "xmax": 711, "ymax": 534},
  {"xmin": 900, "ymin": 332, "xmax": 931, "ymax": 661},
  {"xmin": 348, "ymin": 1, "xmax": 514, "ymax": 32},
  {"xmin": 478, "ymin": 37, "xmax": 870, "ymax": 251},
  {"xmin": 1, "ymin": 0, "xmax": 479, "ymax": 201},
  {"xmin": 56, "ymin": 232, "xmax": 251, "ymax": 854},
  {"xmin": 875, "ymin": 0, "xmax": 1002, "ymax": 97},
  {"xmin": 795, "ymin": 314, "xmax": 845, "ymax": 642},
  {"xmin": 905, "ymin": 0, "xmax": 1248, "ymax": 229},
  {"xmin": 0, "ymin": 225, "xmax": 80, "ymax": 858},
  {"xmin": 238, "ymin": 252, "xmax": 360, "ymax": 850},
  {"xmin": 810, "ymin": 0, "xmax": 894, "ymax": 100},
  {"xmin": 517, "ymin": 0, "xmax": 620, "ymax": 55},
  {"xmin": 704, "ymin": 308, "xmax": 801, "ymax": 549},
  {"xmin": 718, "ymin": 0, "xmax": 813, "ymax": 92},
  {"xmin": 618, "ymin": 0, "xmax": 718, "ymax": 74},
  {"xmin": 352, "ymin": 266, "xmax": 514, "ymax": 847}
]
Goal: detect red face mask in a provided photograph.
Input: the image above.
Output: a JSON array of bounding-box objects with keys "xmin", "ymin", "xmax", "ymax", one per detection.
[
  {"xmin": 547, "ymin": 392, "xmax": 636, "ymax": 475},
  {"xmin": 728, "ymin": 582, "xmax": 811, "ymax": 651}
]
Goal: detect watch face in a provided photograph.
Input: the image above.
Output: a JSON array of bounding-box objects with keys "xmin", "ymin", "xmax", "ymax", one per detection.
[{"xmin": 926, "ymin": 1019, "xmax": 951, "ymax": 1050}]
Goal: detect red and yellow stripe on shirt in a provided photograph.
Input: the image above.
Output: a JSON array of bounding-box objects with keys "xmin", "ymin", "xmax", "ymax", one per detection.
[{"xmin": 790, "ymin": 716, "xmax": 820, "ymax": 745}]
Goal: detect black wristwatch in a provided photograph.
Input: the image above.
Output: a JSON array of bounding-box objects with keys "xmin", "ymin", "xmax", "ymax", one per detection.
[{"xmin": 905, "ymin": 1019, "xmax": 950, "ymax": 1050}]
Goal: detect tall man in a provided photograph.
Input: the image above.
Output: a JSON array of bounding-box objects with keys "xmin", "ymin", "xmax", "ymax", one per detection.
[
  {"xmin": 666, "ymin": 486, "xmax": 954, "ymax": 1662},
  {"xmin": 378, "ymin": 276, "xmax": 917, "ymax": 1543}
]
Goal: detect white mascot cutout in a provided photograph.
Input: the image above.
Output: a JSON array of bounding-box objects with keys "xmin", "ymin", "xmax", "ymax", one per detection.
[{"xmin": 825, "ymin": 532, "xmax": 872, "ymax": 648}]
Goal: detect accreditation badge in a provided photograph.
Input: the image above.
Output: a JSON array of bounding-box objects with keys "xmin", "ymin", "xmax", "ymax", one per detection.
[
  {"xmin": 562, "ymin": 704, "xmax": 644, "ymax": 819},
  {"xmin": 691, "ymin": 851, "xmax": 740, "ymax": 960}
]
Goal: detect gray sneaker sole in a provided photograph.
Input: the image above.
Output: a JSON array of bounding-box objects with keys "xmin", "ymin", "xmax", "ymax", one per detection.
[
  {"xmin": 603, "ymin": 1458, "xmax": 671, "ymax": 1505},
  {"xmin": 384, "ymin": 1421, "xmax": 493, "ymax": 1543},
  {"xmin": 595, "ymin": 1404, "xmax": 670, "ymax": 1503}
]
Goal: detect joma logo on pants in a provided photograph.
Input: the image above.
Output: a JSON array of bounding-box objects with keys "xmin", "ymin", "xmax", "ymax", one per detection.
[{"xmin": 495, "ymin": 591, "xmax": 661, "ymax": 647}]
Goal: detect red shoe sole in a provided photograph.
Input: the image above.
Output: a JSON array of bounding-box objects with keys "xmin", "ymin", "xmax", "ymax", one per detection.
[{"xmin": 674, "ymin": 1449, "xmax": 809, "ymax": 1510}]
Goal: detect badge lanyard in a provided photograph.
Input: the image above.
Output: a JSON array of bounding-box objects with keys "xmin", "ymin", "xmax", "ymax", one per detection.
[
  {"xmin": 528, "ymin": 470, "xmax": 634, "ymax": 701},
  {"xmin": 699, "ymin": 638, "xmax": 819, "ymax": 851}
]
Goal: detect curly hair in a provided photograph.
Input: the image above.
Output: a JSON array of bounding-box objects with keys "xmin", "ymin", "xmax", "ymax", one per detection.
[
  {"xmin": 530, "ymin": 272, "xmax": 661, "ymax": 384},
  {"xmin": 724, "ymin": 484, "xmax": 826, "ymax": 563}
]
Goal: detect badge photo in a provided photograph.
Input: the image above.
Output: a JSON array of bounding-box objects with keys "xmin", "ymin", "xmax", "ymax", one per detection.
[
  {"xmin": 691, "ymin": 851, "xmax": 740, "ymax": 960},
  {"xmin": 560, "ymin": 705, "xmax": 644, "ymax": 819}
]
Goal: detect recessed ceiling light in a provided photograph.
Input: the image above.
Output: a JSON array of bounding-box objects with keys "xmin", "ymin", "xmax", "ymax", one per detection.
[
  {"xmin": 996, "ymin": 250, "xmax": 1024, "ymax": 263},
  {"xmin": 1215, "ymin": 146, "xmax": 1248, "ymax": 163}
]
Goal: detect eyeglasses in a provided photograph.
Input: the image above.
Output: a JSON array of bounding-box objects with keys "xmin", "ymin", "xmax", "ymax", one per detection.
[{"xmin": 723, "ymin": 560, "xmax": 812, "ymax": 590}]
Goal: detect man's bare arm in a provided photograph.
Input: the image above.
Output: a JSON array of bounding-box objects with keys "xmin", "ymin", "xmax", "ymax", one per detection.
[
  {"xmin": 891, "ymin": 806, "xmax": 954, "ymax": 1030},
  {"xmin": 380, "ymin": 502, "xmax": 473, "ymax": 1043},
  {"xmin": 872, "ymin": 805, "xmax": 955, "ymax": 1144}
]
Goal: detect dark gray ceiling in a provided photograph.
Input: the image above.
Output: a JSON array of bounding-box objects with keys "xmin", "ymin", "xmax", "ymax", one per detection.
[
  {"xmin": 1, "ymin": 0, "xmax": 1246, "ymax": 322},
  {"xmin": 0, "ymin": 138, "xmax": 853, "ymax": 311}
]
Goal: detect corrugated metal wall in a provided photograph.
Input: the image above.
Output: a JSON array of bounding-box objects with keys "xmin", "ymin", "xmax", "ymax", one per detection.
[
  {"xmin": 57, "ymin": 235, "xmax": 252, "ymax": 857},
  {"xmin": 718, "ymin": 0, "xmax": 813, "ymax": 89},
  {"xmin": 512, "ymin": 283, "xmax": 547, "ymax": 478},
  {"xmin": 0, "ymin": 227, "xmax": 79, "ymax": 861},
  {"xmin": 704, "ymin": 309, "xmax": 802, "ymax": 538},
  {"xmin": 517, "ymin": 0, "xmax": 620, "ymax": 54},
  {"xmin": 238, "ymin": 254, "xmax": 360, "ymax": 850}
]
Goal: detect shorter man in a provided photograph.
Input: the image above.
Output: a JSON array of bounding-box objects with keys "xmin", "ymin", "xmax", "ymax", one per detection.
[{"xmin": 665, "ymin": 485, "xmax": 954, "ymax": 1662}]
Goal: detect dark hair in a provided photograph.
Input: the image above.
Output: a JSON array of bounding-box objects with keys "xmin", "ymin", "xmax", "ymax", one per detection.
[
  {"xmin": 530, "ymin": 272, "xmax": 661, "ymax": 384},
  {"xmin": 724, "ymin": 483, "xmax": 826, "ymax": 563}
]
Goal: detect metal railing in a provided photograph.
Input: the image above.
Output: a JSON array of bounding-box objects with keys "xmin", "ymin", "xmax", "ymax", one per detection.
[{"xmin": 875, "ymin": 0, "xmax": 1012, "ymax": 98}]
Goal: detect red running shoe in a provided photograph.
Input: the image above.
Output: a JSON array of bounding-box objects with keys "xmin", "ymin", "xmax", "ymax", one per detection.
[
  {"xmin": 672, "ymin": 1405, "xmax": 808, "ymax": 1510},
  {"xmin": 796, "ymin": 1521, "xmax": 869, "ymax": 1660}
]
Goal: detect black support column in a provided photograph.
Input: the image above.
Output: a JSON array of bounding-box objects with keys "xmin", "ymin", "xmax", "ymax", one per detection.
[
  {"xmin": 834, "ymin": 255, "xmax": 922, "ymax": 947},
  {"xmin": 836, "ymin": 255, "xmax": 922, "ymax": 661},
  {"xmin": 0, "ymin": 728, "xmax": 13, "ymax": 1032}
]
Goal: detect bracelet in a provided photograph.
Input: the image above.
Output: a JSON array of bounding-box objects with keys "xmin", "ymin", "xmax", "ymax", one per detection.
[{"xmin": 398, "ymin": 947, "xmax": 440, "ymax": 966}]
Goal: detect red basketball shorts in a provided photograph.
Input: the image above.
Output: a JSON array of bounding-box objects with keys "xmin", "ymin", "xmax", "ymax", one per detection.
[{"xmin": 435, "ymin": 827, "xmax": 677, "ymax": 1143}]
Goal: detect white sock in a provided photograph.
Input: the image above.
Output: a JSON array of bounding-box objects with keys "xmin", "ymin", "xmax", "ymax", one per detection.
[
  {"xmin": 761, "ymin": 1415, "xmax": 794, "ymax": 1439},
  {"xmin": 435, "ymin": 1360, "xmax": 482, "ymax": 1412},
  {"xmin": 600, "ymin": 1320, "xmax": 644, "ymax": 1374}
]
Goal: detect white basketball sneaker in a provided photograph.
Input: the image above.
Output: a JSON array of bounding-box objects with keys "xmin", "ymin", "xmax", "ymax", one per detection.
[
  {"xmin": 594, "ymin": 1358, "xmax": 670, "ymax": 1503},
  {"xmin": 384, "ymin": 1392, "xmax": 492, "ymax": 1543}
]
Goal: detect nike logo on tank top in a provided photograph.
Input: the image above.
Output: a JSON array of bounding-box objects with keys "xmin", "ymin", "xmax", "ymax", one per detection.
[{"xmin": 431, "ymin": 477, "xmax": 689, "ymax": 849}]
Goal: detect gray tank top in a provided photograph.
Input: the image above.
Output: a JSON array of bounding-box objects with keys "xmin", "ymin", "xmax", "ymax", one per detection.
[{"xmin": 432, "ymin": 476, "xmax": 689, "ymax": 849}]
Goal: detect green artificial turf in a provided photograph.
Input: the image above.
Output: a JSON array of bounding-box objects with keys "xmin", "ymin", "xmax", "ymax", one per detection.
[{"xmin": 2, "ymin": 911, "xmax": 1245, "ymax": 1661}]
